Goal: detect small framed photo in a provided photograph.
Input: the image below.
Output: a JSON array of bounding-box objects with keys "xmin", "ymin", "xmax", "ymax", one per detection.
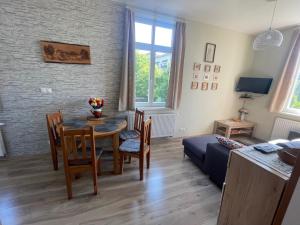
[
  {"xmin": 211, "ymin": 82, "xmax": 218, "ymax": 90},
  {"xmin": 213, "ymin": 74, "xmax": 218, "ymax": 81},
  {"xmin": 193, "ymin": 73, "xmax": 200, "ymax": 79},
  {"xmin": 214, "ymin": 65, "xmax": 221, "ymax": 73},
  {"xmin": 191, "ymin": 81, "xmax": 198, "ymax": 89},
  {"xmin": 204, "ymin": 65, "xmax": 211, "ymax": 73},
  {"xmin": 193, "ymin": 63, "xmax": 201, "ymax": 71},
  {"xmin": 203, "ymin": 74, "xmax": 210, "ymax": 81},
  {"xmin": 204, "ymin": 43, "xmax": 216, "ymax": 63},
  {"xmin": 201, "ymin": 82, "xmax": 209, "ymax": 90}
]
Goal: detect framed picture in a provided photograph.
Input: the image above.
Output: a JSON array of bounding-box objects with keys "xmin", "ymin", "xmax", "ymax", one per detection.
[
  {"xmin": 204, "ymin": 65, "xmax": 211, "ymax": 73},
  {"xmin": 193, "ymin": 73, "xmax": 200, "ymax": 79},
  {"xmin": 201, "ymin": 82, "xmax": 209, "ymax": 90},
  {"xmin": 204, "ymin": 43, "xmax": 216, "ymax": 63},
  {"xmin": 214, "ymin": 65, "xmax": 221, "ymax": 73},
  {"xmin": 191, "ymin": 81, "xmax": 198, "ymax": 89},
  {"xmin": 203, "ymin": 74, "xmax": 210, "ymax": 81},
  {"xmin": 211, "ymin": 82, "xmax": 218, "ymax": 90},
  {"xmin": 193, "ymin": 63, "xmax": 201, "ymax": 71},
  {"xmin": 40, "ymin": 41, "xmax": 91, "ymax": 64},
  {"xmin": 213, "ymin": 74, "xmax": 219, "ymax": 81}
]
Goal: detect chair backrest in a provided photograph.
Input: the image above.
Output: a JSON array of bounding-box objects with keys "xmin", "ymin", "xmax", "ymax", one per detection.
[
  {"xmin": 134, "ymin": 108, "xmax": 145, "ymax": 133},
  {"xmin": 140, "ymin": 117, "xmax": 152, "ymax": 152},
  {"xmin": 46, "ymin": 111, "xmax": 63, "ymax": 146},
  {"xmin": 60, "ymin": 126, "xmax": 96, "ymax": 166}
]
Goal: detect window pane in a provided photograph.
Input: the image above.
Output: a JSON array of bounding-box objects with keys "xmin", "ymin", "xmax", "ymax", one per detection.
[
  {"xmin": 135, "ymin": 22, "xmax": 152, "ymax": 44},
  {"xmin": 155, "ymin": 26, "xmax": 173, "ymax": 47},
  {"xmin": 289, "ymin": 75, "xmax": 300, "ymax": 109},
  {"xmin": 135, "ymin": 49, "xmax": 150, "ymax": 103},
  {"xmin": 154, "ymin": 52, "xmax": 172, "ymax": 103}
]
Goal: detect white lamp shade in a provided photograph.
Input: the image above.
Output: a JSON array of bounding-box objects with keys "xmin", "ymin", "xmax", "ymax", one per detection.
[{"xmin": 253, "ymin": 29, "xmax": 284, "ymax": 50}]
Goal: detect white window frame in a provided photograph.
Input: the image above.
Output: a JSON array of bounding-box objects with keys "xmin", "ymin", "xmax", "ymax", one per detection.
[
  {"xmin": 135, "ymin": 17, "xmax": 174, "ymax": 108},
  {"xmin": 284, "ymin": 70, "xmax": 300, "ymax": 115}
]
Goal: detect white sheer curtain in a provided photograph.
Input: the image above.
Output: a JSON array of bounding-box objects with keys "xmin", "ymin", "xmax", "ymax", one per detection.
[
  {"xmin": 118, "ymin": 8, "xmax": 136, "ymax": 111},
  {"xmin": 167, "ymin": 22, "xmax": 186, "ymax": 110}
]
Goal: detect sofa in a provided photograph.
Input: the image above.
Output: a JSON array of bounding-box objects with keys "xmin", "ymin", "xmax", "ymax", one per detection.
[{"xmin": 183, "ymin": 132, "xmax": 300, "ymax": 188}]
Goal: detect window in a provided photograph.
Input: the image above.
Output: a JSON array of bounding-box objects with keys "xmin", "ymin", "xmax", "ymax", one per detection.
[
  {"xmin": 135, "ymin": 18, "xmax": 174, "ymax": 107},
  {"xmin": 285, "ymin": 67, "xmax": 300, "ymax": 114}
]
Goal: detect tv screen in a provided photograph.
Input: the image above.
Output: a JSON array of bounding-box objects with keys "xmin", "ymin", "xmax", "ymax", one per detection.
[{"xmin": 235, "ymin": 77, "xmax": 273, "ymax": 94}]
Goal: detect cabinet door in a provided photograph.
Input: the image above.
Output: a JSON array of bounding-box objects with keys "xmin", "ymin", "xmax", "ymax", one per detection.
[{"xmin": 218, "ymin": 152, "xmax": 286, "ymax": 225}]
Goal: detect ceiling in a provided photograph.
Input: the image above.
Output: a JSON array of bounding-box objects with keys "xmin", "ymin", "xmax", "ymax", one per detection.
[{"xmin": 112, "ymin": 0, "xmax": 300, "ymax": 34}]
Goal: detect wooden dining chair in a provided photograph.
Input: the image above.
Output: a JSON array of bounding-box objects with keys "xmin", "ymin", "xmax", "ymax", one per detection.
[
  {"xmin": 60, "ymin": 126, "xmax": 103, "ymax": 199},
  {"xmin": 46, "ymin": 111, "xmax": 63, "ymax": 170},
  {"xmin": 119, "ymin": 117, "xmax": 152, "ymax": 180},
  {"xmin": 120, "ymin": 108, "xmax": 145, "ymax": 141}
]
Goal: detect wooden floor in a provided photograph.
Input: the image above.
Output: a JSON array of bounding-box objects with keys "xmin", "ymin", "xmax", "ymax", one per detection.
[{"xmin": 0, "ymin": 138, "xmax": 221, "ymax": 225}]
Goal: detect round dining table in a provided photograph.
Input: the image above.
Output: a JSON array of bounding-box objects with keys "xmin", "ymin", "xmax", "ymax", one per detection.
[{"xmin": 62, "ymin": 116, "xmax": 127, "ymax": 174}]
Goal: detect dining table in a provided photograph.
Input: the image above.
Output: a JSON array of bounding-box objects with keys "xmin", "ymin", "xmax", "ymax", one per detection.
[{"xmin": 61, "ymin": 116, "xmax": 127, "ymax": 174}]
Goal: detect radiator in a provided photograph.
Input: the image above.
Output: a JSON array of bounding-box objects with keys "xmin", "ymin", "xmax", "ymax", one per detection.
[
  {"xmin": 127, "ymin": 112, "xmax": 176, "ymax": 138},
  {"xmin": 271, "ymin": 117, "xmax": 300, "ymax": 140}
]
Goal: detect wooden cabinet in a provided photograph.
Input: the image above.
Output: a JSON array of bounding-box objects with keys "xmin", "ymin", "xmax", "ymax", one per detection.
[{"xmin": 218, "ymin": 148, "xmax": 291, "ymax": 225}]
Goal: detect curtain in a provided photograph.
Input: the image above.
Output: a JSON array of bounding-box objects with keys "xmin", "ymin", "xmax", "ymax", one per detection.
[
  {"xmin": 167, "ymin": 22, "xmax": 186, "ymax": 109},
  {"xmin": 269, "ymin": 28, "xmax": 300, "ymax": 112},
  {"xmin": 118, "ymin": 9, "xmax": 135, "ymax": 111}
]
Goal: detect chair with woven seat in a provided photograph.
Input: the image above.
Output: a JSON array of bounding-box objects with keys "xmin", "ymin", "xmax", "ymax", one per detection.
[
  {"xmin": 60, "ymin": 126, "xmax": 103, "ymax": 199},
  {"xmin": 46, "ymin": 111, "xmax": 63, "ymax": 170},
  {"xmin": 119, "ymin": 117, "xmax": 152, "ymax": 180},
  {"xmin": 120, "ymin": 108, "xmax": 144, "ymax": 141}
]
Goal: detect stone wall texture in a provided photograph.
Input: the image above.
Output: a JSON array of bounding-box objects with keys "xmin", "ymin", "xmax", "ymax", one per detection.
[{"xmin": 0, "ymin": 0, "xmax": 125, "ymax": 155}]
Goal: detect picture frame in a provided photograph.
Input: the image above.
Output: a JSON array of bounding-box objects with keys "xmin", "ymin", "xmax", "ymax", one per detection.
[
  {"xmin": 193, "ymin": 73, "xmax": 200, "ymax": 79},
  {"xmin": 191, "ymin": 81, "xmax": 199, "ymax": 89},
  {"xmin": 203, "ymin": 74, "xmax": 210, "ymax": 81},
  {"xmin": 204, "ymin": 65, "xmax": 211, "ymax": 73},
  {"xmin": 213, "ymin": 74, "xmax": 219, "ymax": 81},
  {"xmin": 211, "ymin": 82, "xmax": 218, "ymax": 90},
  {"xmin": 214, "ymin": 65, "xmax": 221, "ymax": 73},
  {"xmin": 204, "ymin": 43, "xmax": 216, "ymax": 63},
  {"xmin": 201, "ymin": 82, "xmax": 209, "ymax": 90},
  {"xmin": 193, "ymin": 63, "xmax": 201, "ymax": 71}
]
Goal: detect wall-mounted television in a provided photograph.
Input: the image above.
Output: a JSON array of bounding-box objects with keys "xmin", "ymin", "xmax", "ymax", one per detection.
[{"xmin": 235, "ymin": 77, "xmax": 273, "ymax": 94}]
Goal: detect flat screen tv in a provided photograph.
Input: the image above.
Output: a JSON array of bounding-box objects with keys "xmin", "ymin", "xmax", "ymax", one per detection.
[{"xmin": 235, "ymin": 77, "xmax": 273, "ymax": 94}]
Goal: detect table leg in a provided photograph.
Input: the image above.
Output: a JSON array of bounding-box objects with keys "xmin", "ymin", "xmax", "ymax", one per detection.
[
  {"xmin": 112, "ymin": 133, "xmax": 120, "ymax": 174},
  {"xmin": 225, "ymin": 127, "xmax": 231, "ymax": 138}
]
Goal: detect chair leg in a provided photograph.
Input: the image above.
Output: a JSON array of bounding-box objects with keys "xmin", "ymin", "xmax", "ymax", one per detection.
[
  {"xmin": 146, "ymin": 151, "xmax": 150, "ymax": 169},
  {"xmin": 51, "ymin": 147, "xmax": 58, "ymax": 170},
  {"xmin": 128, "ymin": 156, "xmax": 132, "ymax": 164},
  {"xmin": 92, "ymin": 164, "xmax": 98, "ymax": 195},
  {"xmin": 97, "ymin": 159, "xmax": 102, "ymax": 176},
  {"xmin": 120, "ymin": 152, "xmax": 124, "ymax": 174},
  {"xmin": 65, "ymin": 173, "xmax": 72, "ymax": 199},
  {"xmin": 139, "ymin": 155, "xmax": 144, "ymax": 181}
]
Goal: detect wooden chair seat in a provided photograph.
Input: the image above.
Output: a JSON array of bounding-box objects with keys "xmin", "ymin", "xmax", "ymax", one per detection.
[
  {"xmin": 119, "ymin": 139, "xmax": 141, "ymax": 152},
  {"xmin": 120, "ymin": 130, "xmax": 139, "ymax": 141}
]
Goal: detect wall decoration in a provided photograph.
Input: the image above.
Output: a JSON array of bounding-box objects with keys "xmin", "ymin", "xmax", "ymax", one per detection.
[
  {"xmin": 204, "ymin": 65, "xmax": 211, "ymax": 72},
  {"xmin": 204, "ymin": 43, "xmax": 216, "ymax": 63},
  {"xmin": 213, "ymin": 74, "xmax": 219, "ymax": 81},
  {"xmin": 191, "ymin": 81, "xmax": 199, "ymax": 89},
  {"xmin": 201, "ymin": 82, "xmax": 209, "ymax": 90},
  {"xmin": 193, "ymin": 73, "xmax": 200, "ymax": 79},
  {"xmin": 40, "ymin": 41, "xmax": 91, "ymax": 64},
  {"xmin": 214, "ymin": 65, "xmax": 221, "ymax": 73},
  {"xmin": 193, "ymin": 63, "xmax": 201, "ymax": 71},
  {"xmin": 211, "ymin": 82, "xmax": 218, "ymax": 90},
  {"xmin": 203, "ymin": 74, "xmax": 210, "ymax": 81}
]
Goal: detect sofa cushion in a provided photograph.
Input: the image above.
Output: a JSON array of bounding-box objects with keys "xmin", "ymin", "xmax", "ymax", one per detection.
[
  {"xmin": 216, "ymin": 136, "xmax": 245, "ymax": 150},
  {"xmin": 277, "ymin": 140, "xmax": 300, "ymax": 149},
  {"xmin": 182, "ymin": 135, "xmax": 219, "ymax": 161}
]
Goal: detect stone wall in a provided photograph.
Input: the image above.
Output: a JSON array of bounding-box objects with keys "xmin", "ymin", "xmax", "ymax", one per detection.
[{"xmin": 0, "ymin": 0, "xmax": 125, "ymax": 155}]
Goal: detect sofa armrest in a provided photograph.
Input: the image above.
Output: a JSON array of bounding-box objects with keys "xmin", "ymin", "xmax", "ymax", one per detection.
[{"xmin": 204, "ymin": 143, "xmax": 230, "ymax": 188}]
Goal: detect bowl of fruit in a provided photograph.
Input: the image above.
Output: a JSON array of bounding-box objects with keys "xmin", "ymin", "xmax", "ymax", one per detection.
[{"xmin": 88, "ymin": 97, "xmax": 104, "ymax": 118}]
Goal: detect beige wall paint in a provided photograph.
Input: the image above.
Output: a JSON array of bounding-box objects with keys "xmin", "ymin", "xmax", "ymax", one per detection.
[
  {"xmin": 282, "ymin": 179, "xmax": 300, "ymax": 225},
  {"xmin": 246, "ymin": 27, "xmax": 300, "ymax": 140},
  {"xmin": 175, "ymin": 20, "xmax": 254, "ymax": 137}
]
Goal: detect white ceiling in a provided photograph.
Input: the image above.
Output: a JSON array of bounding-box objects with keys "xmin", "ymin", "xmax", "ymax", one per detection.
[{"xmin": 112, "ymin": 0, "xmax": 300, "ymax": 34}]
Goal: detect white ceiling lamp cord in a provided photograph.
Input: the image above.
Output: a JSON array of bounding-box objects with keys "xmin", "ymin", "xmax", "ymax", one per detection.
[{"xmin": 253, "ymin": 0, "xmax": 284, "ymax": 50}]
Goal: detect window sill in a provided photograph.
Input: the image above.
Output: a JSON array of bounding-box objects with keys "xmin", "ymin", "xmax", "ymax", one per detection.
[
  {"xmin": 279, "ymin": 111, "xmax": 300, "ymax": 118},
  {"xmin": 133, "ymin": 107, "xmax": 175, "ymax": 114}
]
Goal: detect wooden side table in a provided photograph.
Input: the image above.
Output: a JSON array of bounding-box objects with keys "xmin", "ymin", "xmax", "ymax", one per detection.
[{"xmin": 213, "ymin": 119, "xmax": 255, "ymax": 138}]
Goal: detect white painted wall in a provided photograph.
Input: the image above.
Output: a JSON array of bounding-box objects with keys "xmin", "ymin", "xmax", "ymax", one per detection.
[
  {"xmin": 246, "ymin": 27, "xmax": 300, "ymax": 141},
  {"xmin": 175, "ymin": 20, "xmax": 254, "ymax": 137}
]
